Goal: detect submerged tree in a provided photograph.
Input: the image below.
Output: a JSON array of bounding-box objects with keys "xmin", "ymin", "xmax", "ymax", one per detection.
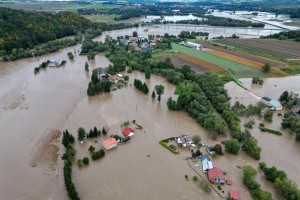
[
  {"xmin": 155, "ymin": 84, "xmax": 164, "ymax": 102},
  {"xmin": 85, "ymin": 62, "xmax": 89, "ymax": 71}
]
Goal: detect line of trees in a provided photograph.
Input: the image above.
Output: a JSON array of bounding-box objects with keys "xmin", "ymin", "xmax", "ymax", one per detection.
[
  {"xmin": 134, "ymin": 79, "xmax": 149, "ymax": 94},
  {"xmin": 61, "ymin": 130, "xmax": 80, "ymax": 200},
  {"xmin": 243, "ymin": 165, "xmax": 273, "ymax": 200},
  {"xmin": 259, "ymin": 162, "xmax": 300, "ymax": 200}
]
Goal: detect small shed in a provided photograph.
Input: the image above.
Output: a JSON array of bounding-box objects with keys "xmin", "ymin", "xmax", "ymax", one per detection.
[
  {"xmin": 122, "ymin": 127, "xmax": 134, "ymax": 137},
  {"xmin": 229, "ymin": 190, "xmax": 240, "ymax": 200},
  {"xmin": 103, "ymin": 138, "xmax": 117, "ymax": 150}
]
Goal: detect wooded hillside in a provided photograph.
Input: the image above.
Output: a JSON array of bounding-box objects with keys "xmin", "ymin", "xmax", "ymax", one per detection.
[{"xmin": 0, "ymin": 8, "xmax": 94, "ymax": 54}]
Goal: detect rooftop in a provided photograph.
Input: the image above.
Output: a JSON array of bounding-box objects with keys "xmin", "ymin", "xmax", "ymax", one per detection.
[
  {"xmin": 269, "ymin": 99, "xmax": 282, "ymax": 108},
  {"xmin": 229, "ymin": 190, "xmax": 240, "ymax": 200},
  {"xmin": 103, "ymin": 138, "xmax": 117, "ymax": 147},
  {"xmin": 207, "ymin": 167, "xmax": 225, "ymax": 180}
]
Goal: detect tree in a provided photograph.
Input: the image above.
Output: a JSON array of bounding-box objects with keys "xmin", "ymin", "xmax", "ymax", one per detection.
[
  {"xmin": 263, "ymin": 110, "xmax": 273, "ymax": 122},
  {"xmin": 62, "ymin": 129, "xmax": 75, "ymax": 148},
  {"xmin": 85, "ymin": 62, "xmax": 89, "ymax": 71},
  {"xmin": 145, "ymin": 67, "xmax": 151, "ymax": 79},
  {"xmin": 102, "ymin": 127, "xmax": 107, "ymax": 135},
  {"xmin": 77, "ymin": 127, "xmax": 87, "ymax": 142},
  {"xmin": 133, "ymin": 31, "xmax": 138, "ymax": 37},
  {"xmin": 243, "ymin": 137, "xmax": 261, "ymax": 160},
  {"xmin": 262, "ymin": 63, "xmax": 271, "ymax": 73},
  {"xmin": 252, "ymin": 77, "xmax": 264, "ymax": 85},
  {"xmin": 142, "ymin": 83, "xmax": 149, "ymax": 94},
  {"xmin": 192, "ymin": 135, "xmax": 201, "ymax": 145},
  {"xmin": 88, "ymin": 145, "xmax": 95, "ymax": 153},
  {"xmin": 82, "ymin": 157, "xmax": 89, "ymax": 165},
  {"xmin": 155, "ymin": 84, "xmax": 164, "ymax": 102},
  {"xmin": 151, "ymin": 91, "xmax": 156, "ymax": 99},
  {"xmin": 124, "ymin": 75, "xmax": 129, "ymax": 81},
  {"xmin": 225, "ymin": 139, "xmax": 240, "ymax": 155},
  {"xmin": 77, "ymin": 159, "xmax": 82, "ymax": 167},
  {"xmin": 214, "ymin": 144, "xmax": 223, "ymax": 155},
  {"xmin": 279, "ymin": 90, "xmax": 289, "ymax": 105},
  {"xmin": 67, "ymin": 52, "xmax": 74, "ymax": 60}
]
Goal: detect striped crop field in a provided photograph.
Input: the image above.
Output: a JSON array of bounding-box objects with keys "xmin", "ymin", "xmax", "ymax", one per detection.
[{"xmin": 172, "ymin": 43, "xmax": 270, "ymax": 79}]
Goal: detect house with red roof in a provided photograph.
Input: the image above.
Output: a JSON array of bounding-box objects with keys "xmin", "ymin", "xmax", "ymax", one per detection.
[
  {"xmin": 103, "ymin": 138, "xmax": 117, "ymax": 150},
  {"xmin": 122, "ymin": 127, "xmax": 134, "ymax": 137},
  {"xmin": 207, "ymin": 167, "xmax": 225, "ymax": 184},
  {"xmin": 229, "ymin": 190, "xmax": 240, "ymax": 200}
]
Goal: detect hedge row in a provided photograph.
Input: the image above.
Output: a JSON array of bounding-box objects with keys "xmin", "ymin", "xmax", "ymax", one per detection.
[
  {"xmin": 159, "ymin": 137, "xmax": 179, "ymax": 154},
  {"xmin": 259, "ymin": 126, "xmax": 283, "ymax": 136}
]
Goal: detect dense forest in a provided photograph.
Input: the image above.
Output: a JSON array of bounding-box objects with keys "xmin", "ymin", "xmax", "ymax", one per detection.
[{"xmin": 0, "ymin": 7, "xmax": 94, "ymax": 54}]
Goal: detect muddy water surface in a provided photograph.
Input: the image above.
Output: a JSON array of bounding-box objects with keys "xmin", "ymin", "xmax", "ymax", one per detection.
[{"xmin": 226, "ymin": 77, "xmax": 300, "ymax": 189}]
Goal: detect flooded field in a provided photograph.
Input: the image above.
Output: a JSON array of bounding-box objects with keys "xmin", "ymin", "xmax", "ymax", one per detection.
[
  {"xmin": 0, "ymin": 27, "xmax": 298, "ymax": 200},
  {"xmin": 225, "ymin": 77, "xmax": 300, "ymax": 188}
]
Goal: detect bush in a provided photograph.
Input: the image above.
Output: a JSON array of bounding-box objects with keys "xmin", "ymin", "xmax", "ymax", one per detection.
[
  {"xmin": 259, "ymin": 123, "xmax": 265, "ymax": 127},
  {"xmin": 124, "ymin": 75, "xmax": 129, "ymax": 81},
  {"xmin": 192, "ymin": 135, "xmax": 201, "ymax": 145},
  {"xmin": 214, "ymin": 144, "xmax": 223, "ymax": 155},
  {"xmin": 192, "ymin": 176, "xmax": 198, "ymax": 182},
  {"xmin": 259, "ymin": 126, "xmax": 283, "ymax": 136},
  {"xmin": 122, "ymin": 121, "xmax": 130, "ymax": 126},
  {"xmin": 199, "ymin": 179, "xmax": 211, "ymax": 192},
  {"xmin": 244, "ymin": 119, "xmax": 255, "ymax": 129},
  {"xmin": 91, "ymin": 149, "xmax": 105, "ymax": 160},
  {"xmin": 82, "ymin": 157, "xmax": 89, "ymax": 165},
  {"xmin": 263, "ymin": 110, "xmax": 273, "ymax": 122},
  {"xmin": 127, "ymin": 68, "xmax": 132, "ymax": 73},
  {"xmin": 77, "ymin": 159, "xmax": 82, "ymax": 167},
  {"xmin": 88, "ymin": 145, "xmax": 95, "ymax": 153}
]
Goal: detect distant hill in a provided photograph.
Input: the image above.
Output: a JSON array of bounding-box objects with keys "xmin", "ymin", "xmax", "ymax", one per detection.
[{"xmin": 0, "ymin": 7, "xmax": 94, "ymax": 54}]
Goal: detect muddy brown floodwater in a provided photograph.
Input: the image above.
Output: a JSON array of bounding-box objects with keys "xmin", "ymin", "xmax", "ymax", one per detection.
[
  {"xmin": 225, "ymin": 77, "xmax": 300, "ymax": 193},
  {"xmin": 1, "ymin": 29, "xmax": 296, "ymax": 200}
]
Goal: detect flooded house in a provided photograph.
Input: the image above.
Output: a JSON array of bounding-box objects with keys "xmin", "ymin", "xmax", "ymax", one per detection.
[
  {"xmin": 201, "ymin": 155, "xmax": 213, "ymax": 172},
  {"xmin": 261, "ymin": 97, "xmax": 283, "ymax": 110},
  {"xmin": 207, "ymin": 167, "xmax": 225, "ymax": 184},
  {"xmin": 176, "ymin": 134, "xmax": 193, "ymax": 147},
  {"xmin": 207, "ymin": 146, "xmax": 216, "ymax": 155},
  {"xmin": 103, "ymin": 138, "xmax": 118, "ymax": 150},
  {"xmin": 48, "ymin": 60, "xmax": 59, "ymax": 67},
  {"xmin": 122, "ymin": 127, "xmax": 135, "ymax": 137}
]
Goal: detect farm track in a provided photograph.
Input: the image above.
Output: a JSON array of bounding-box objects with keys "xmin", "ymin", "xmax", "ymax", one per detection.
[
  {"xmin": 214, "ymin": 39, "xmax": 300, "ymax": 60},
  {"xmin": 198, "ymin": 43, "xmax": 284, "ymax": 68}
]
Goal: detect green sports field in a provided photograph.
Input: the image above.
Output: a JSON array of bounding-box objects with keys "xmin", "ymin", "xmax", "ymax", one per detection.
[{"xmin": 172, "ymin": 43, "xmax": 270, "ymax": 79}]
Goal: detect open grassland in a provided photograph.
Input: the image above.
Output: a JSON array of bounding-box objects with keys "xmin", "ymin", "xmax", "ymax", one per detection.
[
  {"xmin": 0, "ymin": 2, "xmax": 117, "ymax": 12},
  {"xmin": 213, "ymin": 39, "xmax": 300, "ymax": 60},
  {"xmin": 172, "ymin": 43, "xmax": 269, "ymax": 79},
  {"xmin": 83, "ymin": 14, "xmax": 119, "ymax": 23}
]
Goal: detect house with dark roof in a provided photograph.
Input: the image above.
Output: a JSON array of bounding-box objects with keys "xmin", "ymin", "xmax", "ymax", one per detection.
[
  {"xmin": 207, "ymin": 167, "xmax": 225, "ymax": 184},
  {"xmin": 176, "ymin": 134, "xmax": 193, "ymax": 147}
]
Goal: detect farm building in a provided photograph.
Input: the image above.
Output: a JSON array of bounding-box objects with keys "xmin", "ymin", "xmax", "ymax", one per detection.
[
  {"xmin": 176, "ymin": 134, "xmax": 193, "ymax": 147},
  {"xmin": 103, "ymin": 138, "xmax": 118, "ymax": 150},
  {"xmin": 181, "ymin": 41, "xmax": 203, "ymax": 50},
  {"xmin": 229, "ymin": 190, "xmax": 240, "ymax": 200},
  {"xmin": 201, "ymin": 155, "xmax": 213, "ymax": 172},
  {"xmin": 261, "ymin": 97, "xmax": 282, "ymax": 110},
  {"xmin": 122, "ymin": 127, "xmax": 135, "ymax": 137},
  {"xmin": 207, "ymin": 167, "xmax": 225, "ymax": 184}
]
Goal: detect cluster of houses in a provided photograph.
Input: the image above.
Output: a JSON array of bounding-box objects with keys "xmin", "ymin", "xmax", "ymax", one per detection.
[
  {"xmin": 119, "ymin": 35, "xmax": 163, "ymax": 52},
  {"xmin": 102, "ymin": 127, "xmax": 135, "ymax": 150},
  {"xmin": 175, "ymin": 134, "xmax": 240, "ymax": 200}
]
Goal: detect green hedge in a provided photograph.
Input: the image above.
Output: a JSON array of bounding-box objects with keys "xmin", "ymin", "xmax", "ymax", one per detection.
[
  {"xmin": 159, "ymin": 137, "xmax": 179, "ymax": 154},
  {"xmin": 259, "ymin": 126, "xmax": 282, "ymax": 136}
]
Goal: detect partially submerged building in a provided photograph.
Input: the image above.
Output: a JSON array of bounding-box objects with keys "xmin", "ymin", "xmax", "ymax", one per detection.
[
  {"xmin": 103, "ymin": 138, "xmax": 118, "ymax": 150},
  {"xmin": 180, "ymin": 41, "xmax": 203, "ymax": 50},
  {"xmin": 176, "ymin": 134, "xmax": 193, "ymax": 147},
  {"xmin": 201, "ymin": 155, "xmax": 213, "ymax": 172},
  {"xmin": 122, "ymin": 127, "xmax": 135, "ymax": 137},
  {"xmin": 229, "ymin": 190, "xmax": 240, "ymax": 200},
  {"xmin": 207, "ymin": 167, "xmax": 225, "ymax": 184},
  {"xmin": 261, "ymin": 97, "xmax": 282, "ymax": 111}
]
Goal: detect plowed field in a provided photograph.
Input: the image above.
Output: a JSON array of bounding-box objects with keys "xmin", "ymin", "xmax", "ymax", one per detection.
[{"xmin": 175, "ymin": 53, "xmax": 225, "ymax": 72}]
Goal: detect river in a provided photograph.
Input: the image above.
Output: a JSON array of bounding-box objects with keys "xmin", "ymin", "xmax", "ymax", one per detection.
[{"xmin": 0, "ymin": 28, "xmax": 297, "ymax": 200}]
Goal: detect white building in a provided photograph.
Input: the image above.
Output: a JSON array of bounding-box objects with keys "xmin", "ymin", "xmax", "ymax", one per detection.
[
  {"xmin": 261, "ymin": 97, "xmax": 283, "ymax": 111},
  {"xmin": 185, "ymin": 42, "xmax": 203, "ymax": 50}
]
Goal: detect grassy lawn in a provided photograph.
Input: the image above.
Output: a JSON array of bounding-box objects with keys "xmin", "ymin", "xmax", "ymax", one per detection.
[
  {"xmin": 152, "ymin": 51, "xmax": 175, "ymax": 58},
  {"xmin": 172, "ymin": 43, "xmax": 269, "ymax": 79}
]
